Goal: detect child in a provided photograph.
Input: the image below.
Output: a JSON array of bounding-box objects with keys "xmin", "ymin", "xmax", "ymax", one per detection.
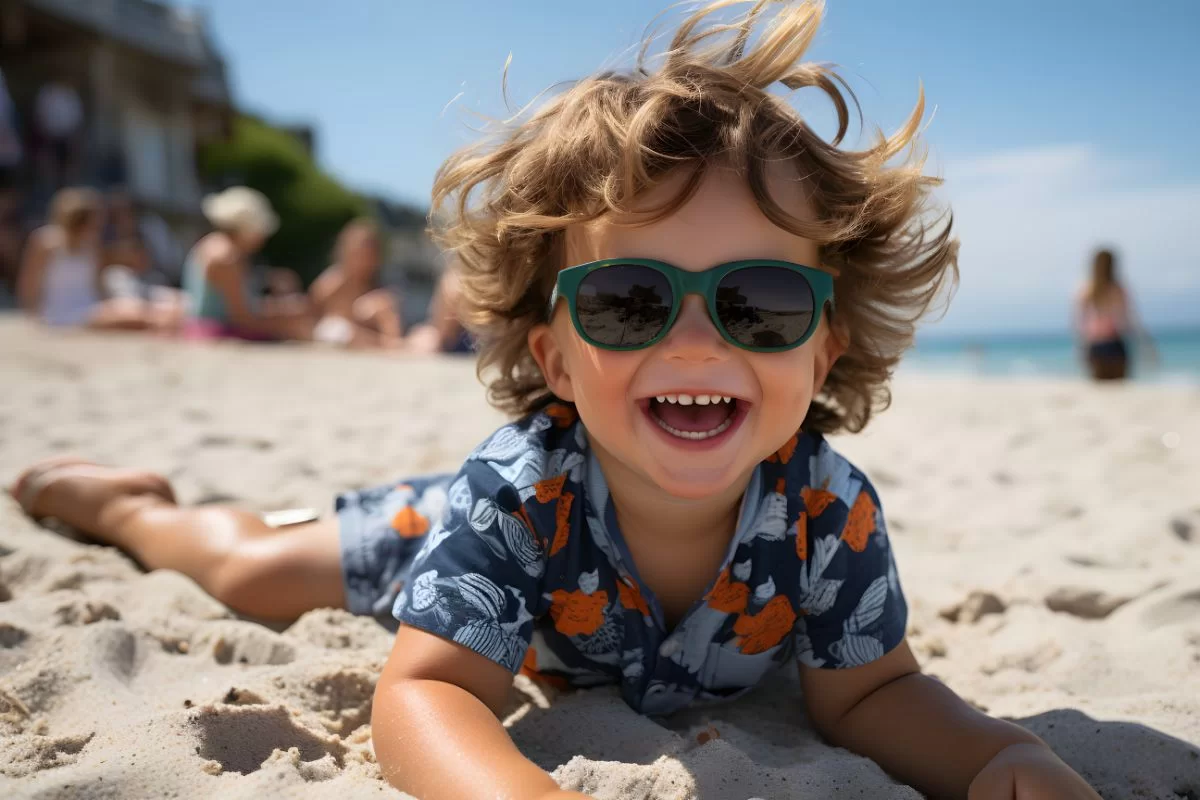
[{"xmin": 12, "ymin": 2, "xmax": 1099, "ymax": 798}]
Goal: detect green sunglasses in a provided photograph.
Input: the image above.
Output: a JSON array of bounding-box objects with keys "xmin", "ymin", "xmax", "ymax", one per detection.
[{"xmin": 546, "ymin": 258, "xmax": 835, "ymax": 352}]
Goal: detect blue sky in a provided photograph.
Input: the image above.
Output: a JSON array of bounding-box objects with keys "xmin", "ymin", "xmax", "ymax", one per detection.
[{"xmin": 173, "ymin": 0, "xmax": 1199, "ymax": 334}]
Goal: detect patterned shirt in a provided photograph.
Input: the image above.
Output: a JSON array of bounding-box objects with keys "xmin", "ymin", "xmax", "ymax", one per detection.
[{"xmin": 391, "ymin": 404, "xmax": 906, "ymax": 715}]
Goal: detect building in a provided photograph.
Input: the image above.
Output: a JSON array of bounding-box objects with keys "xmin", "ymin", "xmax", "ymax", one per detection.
[
  {"xmin": 369, "ymin": 195, "xmax": 443, "ymax": 326},
  {"xmin": 0, "ymin": 0, "xmax": 234, "ymax": 243}
]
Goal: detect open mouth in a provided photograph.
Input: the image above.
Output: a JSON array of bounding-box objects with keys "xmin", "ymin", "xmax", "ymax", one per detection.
[{"xmin": 641, "ymin": 393, "xmax": 748, "ymax": 443}]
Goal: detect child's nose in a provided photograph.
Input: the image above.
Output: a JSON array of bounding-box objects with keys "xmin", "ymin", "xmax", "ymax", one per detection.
[{"xmin": 658, "ymin": 294, "xmax": 728, "ymax": 362}]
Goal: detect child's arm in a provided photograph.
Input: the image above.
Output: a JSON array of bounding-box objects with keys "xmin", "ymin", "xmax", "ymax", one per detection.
[
  {"xmin": 801, "ymin": 639, "xmax": 1098, "ymax": 799},
  {"xmin": 373, "ymin": 624, "xmax": 589, "ymax": 800}
]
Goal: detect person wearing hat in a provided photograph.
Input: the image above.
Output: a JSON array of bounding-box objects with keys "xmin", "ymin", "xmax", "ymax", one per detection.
[{"xmin": 183, "ymin": 186, "xmax": 314, "ymax": 340}]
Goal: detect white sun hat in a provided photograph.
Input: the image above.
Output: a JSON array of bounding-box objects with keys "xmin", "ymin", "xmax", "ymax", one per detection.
[{"xmin": 201, "ymin": 186, "xmax": 280, "ymax": 236}]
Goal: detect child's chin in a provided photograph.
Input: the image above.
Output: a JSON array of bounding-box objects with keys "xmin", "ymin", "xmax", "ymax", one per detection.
[{"xmin": 646, "ymin": 463, "xmax": 742, "ymax": 500}]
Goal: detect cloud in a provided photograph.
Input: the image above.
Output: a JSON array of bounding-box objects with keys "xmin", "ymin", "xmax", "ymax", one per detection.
[{"xmin": 927, "ymin": 144, "xmax": 1200, "ymax": 334}]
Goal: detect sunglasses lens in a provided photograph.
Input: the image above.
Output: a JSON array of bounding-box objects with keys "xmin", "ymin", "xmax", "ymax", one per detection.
[
  {"xmin": 715, "ymin": 266, "xmax": 815, "ymax": 349},
  {"xmin": 576, "ymin": 264, "xmax": 673, "ymax": 347}
]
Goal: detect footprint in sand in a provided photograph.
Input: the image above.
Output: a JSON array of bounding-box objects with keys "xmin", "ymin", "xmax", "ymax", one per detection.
[
  {"xmin": 285, "ymin": 608, "xmax": 392, "ymax": 651},
  {"xmin": 195, "ymin": 623, "xmax": 296, "ymax": 666},
  {"xmin": 190, "ymin": 704, "xmax": 345, "ymax": 775},
  {"xmin": 301, "ymin": 669, "xmax": 377, "ymax": 736},
  {"xmin": 88, "ymin": 625, "xmax": 143, "ymax": 683},
  {"xmin": 0, "ymin": 622, "xmax": 29, "ymax": 649},
  {"xmin": 939, "ymin": 591, "xmax": 1006, "ymax": 624},
  {"xmin": 1044, "ymin": 587, "xmax": 1135, "ymax": 620},
  {"xmin": 0, "ymin": 731, "xmax": 95, "ymax": 777},
  {"xmin": 1170, "ymin": 510, "xmax": 1199, "ymax": 543}
]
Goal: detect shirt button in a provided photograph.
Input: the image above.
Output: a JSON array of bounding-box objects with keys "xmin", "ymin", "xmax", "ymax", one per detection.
[{"xmin": 658, "ymin": 638, "xmax": 682, "ymax": 658}]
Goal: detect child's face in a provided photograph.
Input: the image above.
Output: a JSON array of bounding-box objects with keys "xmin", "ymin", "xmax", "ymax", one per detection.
[{"xmin": 530, "ymin": 165, "xmax": 844, "ymax": 500}]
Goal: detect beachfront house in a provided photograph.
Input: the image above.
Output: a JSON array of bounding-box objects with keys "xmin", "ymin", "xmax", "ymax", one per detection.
[
  {"xmin": 369, "ymin": 195, "xmax": 444, "ymax": 327},
  {"xmin": 0, "ymin": 0, "xmax": 234, "ymax": 248}
]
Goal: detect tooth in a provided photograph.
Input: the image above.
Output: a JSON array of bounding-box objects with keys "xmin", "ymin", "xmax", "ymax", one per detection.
[
  {"xmin": 722, "ymin": 396, "xmax": 732, "ymax": 403},
  {"xmin": 666, "ymin": 395, "xmax": 678, "ymax": 404},
  {"xmin": 656, "ymin": 396, "xmax": 666, "ymax": 403},
  {"xmin": 695, "ymin": 395, "xmax": 711, "ymax": 405},
  {"xmin": 677, "ymin": 394, "xmax": 694, "ymax": 406}
]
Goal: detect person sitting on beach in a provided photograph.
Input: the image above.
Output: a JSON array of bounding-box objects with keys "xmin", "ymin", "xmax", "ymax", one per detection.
[
  {"xmin": 11, "ymin": 3, "xmax": 1099, "ymax": 798},
  {"xmin": 183, "ymin": 186, "xmax": 314, "ymax": 341},
  {"xmin": 308, "ymin": 218, "xmax": 405, "ymax": 348},
  {"xmin": 96, "ymin": 188, "xmax": 185, "ymax": 332},
  {"xmin": 102, "ymin": 189, "xmax": 151, "ymax": 279},
  {"xmin": 1074, "ymin": 248, "xmax": 1156, "ymax": 382},
  {"xmin": 16, "ymin": 187, "xmax": 154, "ymax": 330}
]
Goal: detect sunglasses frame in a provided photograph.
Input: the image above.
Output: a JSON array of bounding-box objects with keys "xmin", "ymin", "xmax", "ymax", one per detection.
[{"xmin": 547, "ymin": 258, "xmax": 835, "ymax": 352}]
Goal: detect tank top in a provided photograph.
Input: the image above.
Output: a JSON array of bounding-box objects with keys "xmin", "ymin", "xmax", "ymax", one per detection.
[
  {"xmin": 41, "ymin": 243, "xmax": 100, "ymax": 326},
  {"xmin": 182, "ymin": 250, "xmax": 229, "ymax": 322},
  {"xmin": 182, "ymin": 244, "xmax": 256, "ymax": 323}
]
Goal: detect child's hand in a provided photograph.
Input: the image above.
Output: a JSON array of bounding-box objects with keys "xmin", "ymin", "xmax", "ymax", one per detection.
[
  {"xmin": 537, "ymin": 792, "xmax": 593, "ymax": 800},
  {"xmin": 969, "ymin": 743, "xmax": 1099, "ymax": 799}
]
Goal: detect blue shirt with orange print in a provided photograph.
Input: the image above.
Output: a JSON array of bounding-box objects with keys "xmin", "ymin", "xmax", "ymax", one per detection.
[{"xmin": 336, "ymin": 403, "xmax": 906, "ymax": 715}]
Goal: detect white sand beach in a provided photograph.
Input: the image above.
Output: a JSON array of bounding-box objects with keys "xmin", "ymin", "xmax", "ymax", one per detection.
[{"xmin": 1, "ymin": 316, "xmax": 1198, "ymax": 799}]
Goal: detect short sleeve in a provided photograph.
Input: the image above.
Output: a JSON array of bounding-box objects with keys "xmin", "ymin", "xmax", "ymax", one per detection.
[
  {"xmin": 392, "ymin": 458, "xmax": 547, "ymax": 673},
  {"xmin": 794, "ymin": 476, "xmax": 907, "ymax": 669}
]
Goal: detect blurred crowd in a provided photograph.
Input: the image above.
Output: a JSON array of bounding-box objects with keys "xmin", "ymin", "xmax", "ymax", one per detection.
[
  {"xmin": 0, "ymin": 66, "xmax": 466, "ymax": 354},
  {"xmin": 0, "ymin": 66, "xmax": 1153, "ymax": 378},
  {"xmin": 11, "ymin": 184, "xmax": 468, "ymax": 353}
]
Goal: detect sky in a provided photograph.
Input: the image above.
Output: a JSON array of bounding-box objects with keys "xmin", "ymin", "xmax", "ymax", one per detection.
[{"xmin": 172, "ymin": 0, "xmax": 1200, "ymax": 335}]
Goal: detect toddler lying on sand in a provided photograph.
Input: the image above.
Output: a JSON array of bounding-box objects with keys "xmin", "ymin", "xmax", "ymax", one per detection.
[{"xmin": 14, "ymin": 2, "xmax": 1099, "ymax": 797}]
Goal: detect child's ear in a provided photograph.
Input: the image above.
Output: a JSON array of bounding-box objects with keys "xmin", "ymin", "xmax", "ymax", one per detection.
[
  {"xmin": 528, "ymin": 322, "xmax": 576, "ymax": 402},
  {"xmin": 812, "ymin": 316, "xmax": 848, "ymax": 394}
]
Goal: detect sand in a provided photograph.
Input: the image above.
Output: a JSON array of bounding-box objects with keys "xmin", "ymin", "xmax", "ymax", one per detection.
[{"xmin": 0, "ymin": 315, "xmax": 1198, "ymax": 799}]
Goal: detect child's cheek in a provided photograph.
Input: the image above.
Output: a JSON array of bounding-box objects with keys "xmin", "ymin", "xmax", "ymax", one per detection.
[
  {"xmin": 756, "ymin": 350, "xmax": 818, "ymax": 427},
  {"xmin": 570, "ymin": 349, "xmax": 638, "ymax": 414}
]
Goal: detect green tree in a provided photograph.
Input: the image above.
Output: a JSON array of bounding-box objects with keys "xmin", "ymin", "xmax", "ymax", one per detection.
[{"xmin": 199, "ymin": 115, "xmax": 367, "ymax": 283}]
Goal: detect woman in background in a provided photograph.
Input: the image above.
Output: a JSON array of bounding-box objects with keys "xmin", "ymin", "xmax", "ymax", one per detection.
[
  {"xmin": 183, "ymin": 187, "xmax": 313, "ymax": 341},
  {"xmin": 1074, "ymin": 248, "xmax": 1155, "ymax": 381},
  {"xmin": 17, "ymin": 187, "xmax": 149, "ymax": 329},
  {"xmin": 308, "ymin": 218, "xmax": 404, "ymax": 348}
]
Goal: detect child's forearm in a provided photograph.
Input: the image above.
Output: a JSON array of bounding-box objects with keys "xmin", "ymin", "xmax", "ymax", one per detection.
[
  {"xmin": 373, "ymin": 678, "xmax": 564, "ymax": 800},
  {"xmin": 818, "ymin": 672, "xmax": 1045, "ymax": 799}
]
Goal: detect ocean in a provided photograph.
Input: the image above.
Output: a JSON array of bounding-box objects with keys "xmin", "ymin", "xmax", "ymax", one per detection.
[{"xmin": 905, "ymin": 327, "xmax": 1200, "ymax": 384}]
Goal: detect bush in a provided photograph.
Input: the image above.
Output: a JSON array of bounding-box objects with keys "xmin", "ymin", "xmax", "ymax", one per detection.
[{"xmin": 199, "ymin": 115, "xmax": 367, "ymax": 283}]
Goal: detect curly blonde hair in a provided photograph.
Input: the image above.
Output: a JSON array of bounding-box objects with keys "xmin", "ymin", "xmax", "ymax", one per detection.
[{"xmin": 431, "ymin": 0, "xmax": 958, "ymax": 434}]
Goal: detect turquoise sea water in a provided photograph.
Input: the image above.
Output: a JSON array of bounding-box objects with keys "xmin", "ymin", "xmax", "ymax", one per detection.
[{"xmin": 906, "ymin": 328, "xmax": 1200, "ymax": 384}]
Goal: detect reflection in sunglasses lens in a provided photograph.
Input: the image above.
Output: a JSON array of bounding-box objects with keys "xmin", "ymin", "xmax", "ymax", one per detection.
[
  {"xmin": 716, "ymin": 267, "xmax": 814, "ymax": 348},
  {"xmin": 577, "ymin": 265, "xmax": 673, "ymax": 347}
]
